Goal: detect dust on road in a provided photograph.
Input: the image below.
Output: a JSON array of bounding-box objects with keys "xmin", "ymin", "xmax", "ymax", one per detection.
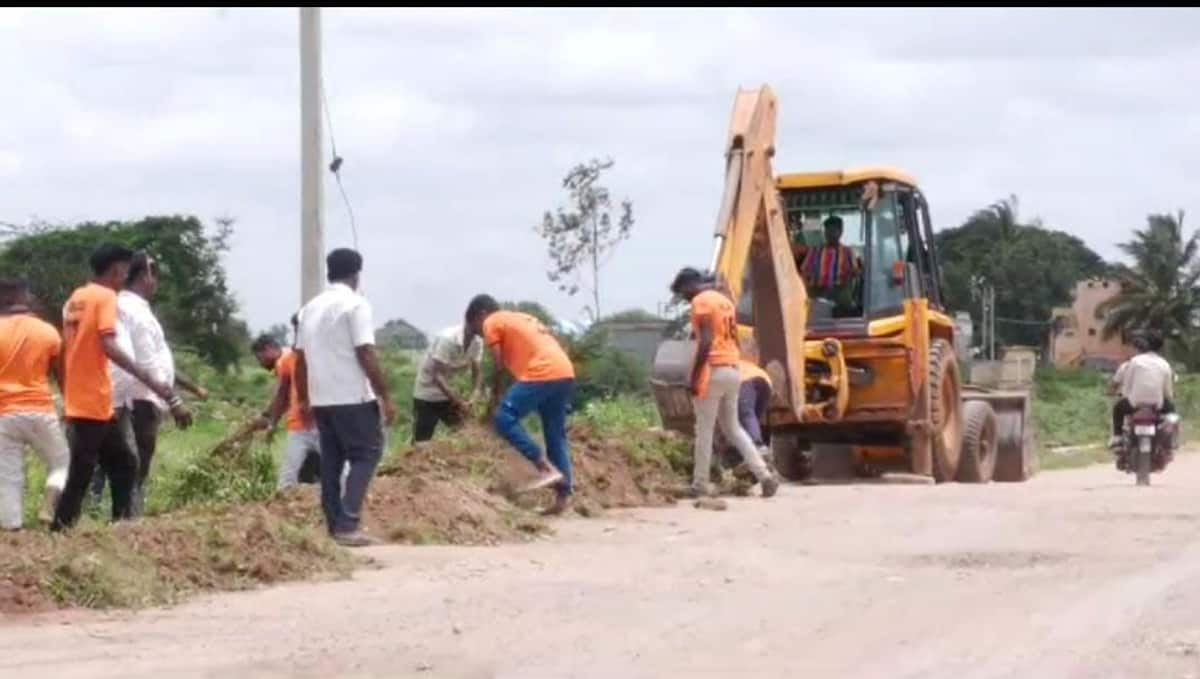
[{"xmin": 5, "ymin": 453, "xmax": 1200, "ymax": 679}]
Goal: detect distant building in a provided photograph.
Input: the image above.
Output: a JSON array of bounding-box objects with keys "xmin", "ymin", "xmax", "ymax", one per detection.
[
  {"xmin": 592, "ymin": 317, "xmax": 673, "ymax": 371},
  {"xmin": 1048, "ymin": 278, "xmax": 1134, "ymax": 371}
]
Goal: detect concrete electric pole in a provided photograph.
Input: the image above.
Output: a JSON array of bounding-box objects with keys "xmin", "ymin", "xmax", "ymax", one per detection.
[{"xmin": 299, "ymin": 7, "xmax": 325, "ymax": 305}]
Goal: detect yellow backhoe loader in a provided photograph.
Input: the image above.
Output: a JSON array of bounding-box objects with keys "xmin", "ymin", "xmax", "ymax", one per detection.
[{"xmin": 651, "ymin": 85, "xmax": 1038, "ymax": 484}]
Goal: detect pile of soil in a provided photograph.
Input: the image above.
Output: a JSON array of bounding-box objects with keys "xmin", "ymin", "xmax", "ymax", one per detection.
[
  {"xmin": 0, "ymin": 503, "xmax": 348, "ymax": 616},
  {"xmin": 0, "ymin": 422, "xmax": 691, "ymax": 615},
  {"xmin": 362, "ymin": 422, "xmax": 688, "ymax": 545}
]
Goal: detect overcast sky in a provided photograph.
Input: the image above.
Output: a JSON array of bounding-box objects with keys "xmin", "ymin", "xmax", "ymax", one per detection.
[{"xmin": 2, "ymin": 8, "xmax": 1198, "ymax": 335}]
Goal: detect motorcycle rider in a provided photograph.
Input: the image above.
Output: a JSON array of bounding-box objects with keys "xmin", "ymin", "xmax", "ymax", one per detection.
[{"xmin": 1108, "ymin": 330, "xmax": 1175, "ymax": 450}]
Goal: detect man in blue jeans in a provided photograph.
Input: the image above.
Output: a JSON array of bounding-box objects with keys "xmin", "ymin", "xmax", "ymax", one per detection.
[{"xmin": 465, "ymin": 295, "xmax": 576, "ymax": 515}]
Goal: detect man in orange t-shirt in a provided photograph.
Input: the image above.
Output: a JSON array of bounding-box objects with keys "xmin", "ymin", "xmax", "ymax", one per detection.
[
  {"xmin": 51, "ymin": 244, "xmax": 193, "ymax": 532},
  {"xmin": 252, "ymin": 330, "xmax": 323, "ymax": 489},
  {"xmin": 465, "ymin": 294, "xmax": 576, "ymax": 515},
  {"xmin": 0, "ymin": 279, "xmax": 70, "ymax": 529},
  {"xmin": 669, "ymin": 267, "xmax": 779, "ymax": 499}
]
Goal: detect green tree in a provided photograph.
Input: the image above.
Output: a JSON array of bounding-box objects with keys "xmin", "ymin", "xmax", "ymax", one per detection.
[
  {"xmin": 263, "ymin": 323, "xmax": 291, "ymax": 346},
  {"xmin": 936, "ymin": 196, "xmax": 1109, "ymax": 347},
  {"xmin": 0, "ymin": 215, "xmax": 250, "ymax": 369},
  {"xmin": 377, "ymin": 318, "xmax": 428, "ymax": 351},
  {"xmin": 600, "ymin": 308, "xmax": 662, "ymax": 323},
  {"xmin": 535, "ymin": 158, "xmax": 634, "ymax": 322},
  {"xmin": 500, "ymin": 300, "xmax": 559, "ymax": 329},
  {"xmin": 495, "ymin": 299, "xmax": 647, "ymax": 408},
  {"xmin": 1099, "ymin": 211, "xmax": 1200, "ymax": 361}
]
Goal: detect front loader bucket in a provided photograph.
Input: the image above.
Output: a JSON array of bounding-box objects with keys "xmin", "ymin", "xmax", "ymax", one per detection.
[
  {"xmin": 651, "ymin": 339, "xmax": 697, "ymax": 437},
  {"xmin": 964, "ymin": 388, "xmax": 1039, "ymax": 482}
]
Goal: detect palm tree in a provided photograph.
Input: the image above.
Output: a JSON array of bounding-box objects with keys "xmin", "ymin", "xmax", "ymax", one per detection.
[{"xmin": 1100, "ymin": 211, "xmax": 1200, "ymax": 352}]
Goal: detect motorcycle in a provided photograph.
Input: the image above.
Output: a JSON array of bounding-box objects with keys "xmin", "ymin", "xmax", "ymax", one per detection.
[{"xmin": 1116, "ymin": 405, "xmax": 1182, "ymax": 486}]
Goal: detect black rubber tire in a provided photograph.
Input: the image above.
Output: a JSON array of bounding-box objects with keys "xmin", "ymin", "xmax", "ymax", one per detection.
[
  {"xmin": 1136, "ymin": 445, "xmax": 1152, "ymax": 486},
  {"xmin": 993, "ymin": 396, "xmax": 1037, "ymax": 483},
  {"xmin": 957, "ymin": 400, "xmax": 997, "ymax": 483},
  {"xmin": 771, "ymin": 433, "xmax": 810, "ymax": 482},
  {"xmin": 929, "ymin": 338, "xmax": 964, "ymax": 483}
]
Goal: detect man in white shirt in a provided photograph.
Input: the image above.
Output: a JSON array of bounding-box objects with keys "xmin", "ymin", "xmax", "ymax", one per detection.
[
  {"xmin": 1109, "ymin": 330, "xmax": 1175, "ymax": 448},
  {"xmin": 295, "ymin": 248, "xmax": 396, "ymax": 547},
  {"xmin": 102, "ymin": 252, "xmax": 205, "ymax": 516},
  {"xmin": 412, "ymin": 324, "xmax": 483, "ymax": 443}
]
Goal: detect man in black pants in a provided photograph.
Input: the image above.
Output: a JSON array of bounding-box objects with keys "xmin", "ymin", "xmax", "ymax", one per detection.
[
  {"xmin": 294, "ymin": 249, "xmax": 397, "ymax": 547},
  {"xmin": 94, "ymin": 252, "xmax": 208, "ymax": 515},
  {"xmin": 52, "ymin": 245, "xmax": 192, "ymax": 531},
  {"xmin": 411, "ymin": 323, "xmax": 484, "ymax": 443}
]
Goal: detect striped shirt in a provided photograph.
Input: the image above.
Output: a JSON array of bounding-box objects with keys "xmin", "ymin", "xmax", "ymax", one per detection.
[{"xmin": 802, "ymin": 244, "xmax": 857, "ymax": 289}]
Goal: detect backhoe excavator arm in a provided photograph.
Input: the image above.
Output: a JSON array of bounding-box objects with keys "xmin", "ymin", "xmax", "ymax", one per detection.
[
  {"xmin": 651, "ymin": 86, "xmax": 811, "ymax": 435},
  {"xmin": 709, "ymin": 86, "xmax": 809, "ymax": 422}
]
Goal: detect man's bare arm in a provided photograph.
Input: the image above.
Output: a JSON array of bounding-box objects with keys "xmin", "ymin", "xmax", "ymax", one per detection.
[
  {"xmin": 431, "ymin": 361, "xmax": 464, "ymax": 405},
  {"xmin": 470, "ymin": 361, "xmax": 483, "ymax": 400},
  {"xmin": 294, "ymin": 350, "xmax": 310, "ymax": 409},
  {"xmin": 175, "ymin": 372, "xmax": 208, "ymax": 399},
  {"xmin": 355, "ymin": 344, "xmax": 396, "ymax": 425},
  {"xmin": 263, "ymin": 374, "xmax": 291, "ymax": 428},
  {"xmin": 50, "ymin": 354, "xmax": 63, "ymax": 393},
  {"xmin": 489, "ymin": 346, "xmax": 505, "ymax": 403},
  {"xmin": 690, "ymin": 317, "xmax": 714, "ymax": 393}
]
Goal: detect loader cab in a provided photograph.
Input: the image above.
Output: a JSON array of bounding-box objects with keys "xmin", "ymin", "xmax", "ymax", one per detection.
[{"xmin": 760, "ymin": 168, "xmax": 945, "ymax": 336}]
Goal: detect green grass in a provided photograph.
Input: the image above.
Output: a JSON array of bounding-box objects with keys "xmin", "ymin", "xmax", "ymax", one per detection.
[{"xmin": 1033, "ymin": 366, "xmax": 1200, "ymax": 470}]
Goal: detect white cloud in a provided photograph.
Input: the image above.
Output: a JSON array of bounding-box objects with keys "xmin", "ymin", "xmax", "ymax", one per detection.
[{"xmin": 0, "ymin": 7, "xmax": 1198, "ymax": 334}]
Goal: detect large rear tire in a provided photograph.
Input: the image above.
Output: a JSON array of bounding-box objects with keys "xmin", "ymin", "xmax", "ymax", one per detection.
[
  {"xmin": 929, "ymin": 339, "xmax": 964, "ymax": 483},
  {"xmin": 1136, "ymin": 443, "xmax": 1152, "ymax": 486},
  {"xmin": 771, "ymin": 432, "xmax": 810, "ymax": 482},
  {"xmin": 957, "ymin": 400, "xmax": 997, "ymax": 483}
]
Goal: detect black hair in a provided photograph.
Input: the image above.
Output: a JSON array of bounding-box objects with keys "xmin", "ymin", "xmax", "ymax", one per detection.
[
  {"xmin": 669, "ymin": 267, "xmax": 706, "ymax": 296},
  {"xmin": 823, "ymin": 215, "xmax": 844, "ymax": 230},
  {"xmin": 89, "ymin": 243, "xmax": 135, "ymax": 277},
  {"xmin": 125, "ymin": 251, "xmax": 157, "ymax": 287},
  {"xmin": 0, "ymin": 278, "xmax": 28, "ymax": 307},
  {"xmin": 465, "ymin": 294, "xmax": 500, "ymax": 325},
  {"xmin": 251, "ymin": 334, "xmax": 280, "ymax": 353},
  {"xmin": 326, "ymin": 248, "xmax": 363, "ymax": 282},
  {"xmin": 1131, "ymin": 333, "xmax": 1150, "ymax": 352},
  {"xmin": 1146, "ymin": 329, "xmax": 1165, "ymax": 353},
  {"xmin": 290, "ymin": 312, "xmax": 299, "ymax": 329}
]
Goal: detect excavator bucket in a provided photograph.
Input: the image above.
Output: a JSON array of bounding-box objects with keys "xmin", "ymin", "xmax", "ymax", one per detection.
[
  {"xmin": 651, "ymin": 85, "xmax": 809, "ymax": 437},
  {"xmin": 651, "ymin": 339, "xmax": 698, "ymax": 436}
]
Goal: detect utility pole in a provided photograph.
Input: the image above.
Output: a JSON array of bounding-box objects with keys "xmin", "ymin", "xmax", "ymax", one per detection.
[{"xmin": 299, "ymin": 7, "xmax": 325, "ymax": 305}]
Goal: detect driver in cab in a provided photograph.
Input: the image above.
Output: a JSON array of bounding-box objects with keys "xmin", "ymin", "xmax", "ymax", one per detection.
[{"xmin": 799, "ymin": 215, "xmax": 862, "ymax": 309}]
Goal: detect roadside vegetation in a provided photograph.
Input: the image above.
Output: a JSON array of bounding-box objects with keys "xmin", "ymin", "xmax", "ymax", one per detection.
[{"xmin": 1034, "ymin": 367, "xmax": 1200, "ymax": 469}]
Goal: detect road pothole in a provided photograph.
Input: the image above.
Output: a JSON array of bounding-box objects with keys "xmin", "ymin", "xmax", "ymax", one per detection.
[{"xmin": 901, "ymin": 550, "xmax": 1074, "ymax": 570}]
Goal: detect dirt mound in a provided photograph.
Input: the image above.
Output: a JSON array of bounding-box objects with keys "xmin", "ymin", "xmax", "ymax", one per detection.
[
  {"xmin": 0, "ymin": 422, "xmax": 691, "ymax": 615},
  {"xmin": 0, "ymin": 504, "xmax": 350, "ymax": 616},
  {"xmin": 366, "ymin": 422, "xmax": 688, "ymax": 545}
]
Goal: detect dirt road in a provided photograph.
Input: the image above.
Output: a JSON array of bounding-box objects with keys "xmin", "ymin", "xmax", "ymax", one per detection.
[{"xmin": 6, "ymin": 454, "xmax": 1200, "ymax": 679}]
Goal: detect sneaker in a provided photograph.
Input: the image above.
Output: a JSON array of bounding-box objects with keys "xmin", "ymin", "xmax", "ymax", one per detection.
[
  {"xmin": 333, "ymin": 530, "xmax": 379, "ymax": 548},
  {"xmin": 760, "ymin": 475, "xmax": 780, "ymax": 499},
  {"xmin": 520, "ymin": 467, "xmax": 564, "ymax": 494},
  {"xmin": 688, "ymin": 481, "xmax": 715, "ymax": 499}
]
